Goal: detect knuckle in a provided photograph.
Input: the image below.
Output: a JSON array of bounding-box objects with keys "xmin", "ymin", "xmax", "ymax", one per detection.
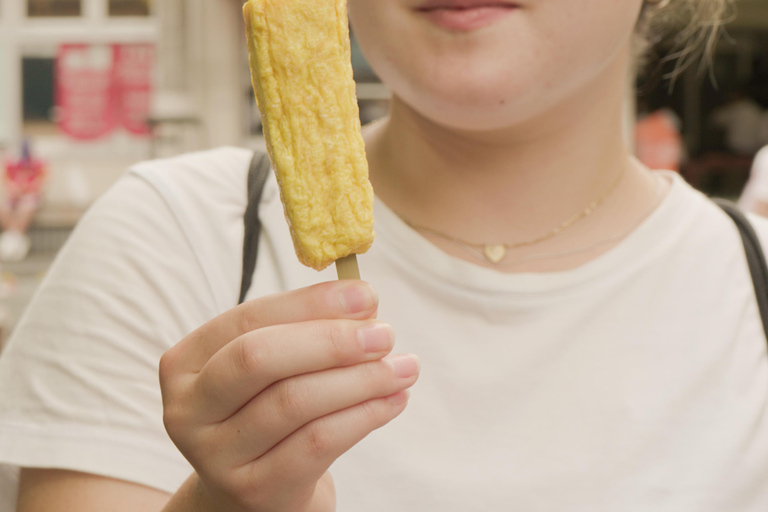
[
  {"xmin": 236, "ymin": 335, "xmax": 267, "ymax": 379},
  {"xmin": 358, "ymin": 398, "xmax": 382, "ymax": 425},
  {"xmin": 304, "ymin": 422, "xmax": 333, "ymax": 459},
  {"xmin": 161, "ymin": 391, "xmax": 198, "ymax": 444},
  {"xmin": 322, "ymin": 320, "xmax": 354, "ymax": 363},
  {"xmin": 158, "ymin": 348, "xmax": 177, "ymax": 388},
  {"xmin": 162, "ymin": 405, "xmax": 183, "ymax": 437},
  {"xmin": 273, "ymin": 379, "xmax": 306, "ymax": 423},
  {"xmin": 237, "ymin": 302, "xmax": 260, "ymax": 335}
]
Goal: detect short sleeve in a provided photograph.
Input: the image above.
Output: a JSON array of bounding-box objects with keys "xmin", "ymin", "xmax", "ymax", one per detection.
[{"xmin": 0, "ymin": 171, "xmax": 220, "ymax": 494}]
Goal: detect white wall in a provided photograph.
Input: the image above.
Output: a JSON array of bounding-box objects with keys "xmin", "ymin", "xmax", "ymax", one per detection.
[
  {"xmin": 192, "ymin": 0, "xmax": 244, "ymax": 148},
  {"xmin": 0, "ymin": 0, "xmax": 22, "ymax": 149},
  {"xmin": 0, "ymin": 41, "xmax": 8, "ymax": 147}
]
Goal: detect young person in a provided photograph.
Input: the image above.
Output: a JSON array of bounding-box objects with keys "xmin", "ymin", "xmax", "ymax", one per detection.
[
  {"xmin": 740, "ymin": 145, "xmax": 768, "ymax": 217},
  {"xmin": 0, "ymin": 140, "xmax": 47, "ymax": 262},
  {"xmin": 2, "ymin": 0, "xmax": 761, "ymax": 511}
]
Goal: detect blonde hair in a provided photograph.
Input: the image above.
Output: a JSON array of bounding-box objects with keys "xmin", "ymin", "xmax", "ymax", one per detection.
[{"xmin": 636, "ymin": 0, "xmax": 735, "ymax": 80}]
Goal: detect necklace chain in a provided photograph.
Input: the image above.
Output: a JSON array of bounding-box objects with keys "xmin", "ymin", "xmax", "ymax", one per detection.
[
  {"xmin": 400, "ymin": 164, "xmax": 631, "ymax": 264},
  {"xmin": 453, "ymin": 175, "xmax": 662, "ymax": 267}
]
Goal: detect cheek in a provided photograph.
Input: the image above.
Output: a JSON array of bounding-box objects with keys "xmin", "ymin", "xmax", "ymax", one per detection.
[{"xmin": 540, "ymin": 0, "xmax": 644, "ymax": 85}]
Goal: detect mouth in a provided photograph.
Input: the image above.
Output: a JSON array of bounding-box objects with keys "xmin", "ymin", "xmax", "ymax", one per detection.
[
  {"xmin": 415, "ymin": 0, "xmax": 521, "ymax": 11},
  {"xmin": 414, "ymin": 1, "xmax": 521, "ymax": 31}
]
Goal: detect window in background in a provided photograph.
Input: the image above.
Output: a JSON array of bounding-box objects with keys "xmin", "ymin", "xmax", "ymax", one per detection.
[
  {"xmin": 109, "ymin": 0, "xmax": 149, "ymax": 17},
  {"xmin": 22, "ymin": 58, "xmax": 57, "ymax": 135},
  {"xmin": 28, "ymin": 0, "xmax": 81, "ymax": 17}
]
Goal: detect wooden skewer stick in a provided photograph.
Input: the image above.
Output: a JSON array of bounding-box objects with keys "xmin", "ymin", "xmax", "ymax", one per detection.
[{"xmin": 335, "ymin": 254, "xmax": 360, "ymax": 280}]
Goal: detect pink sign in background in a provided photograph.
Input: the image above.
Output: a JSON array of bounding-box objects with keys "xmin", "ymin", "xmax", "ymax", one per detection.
[
  {"xmin": 113, "ymin": 44, "xmax": 154, "ymax": 136},
  {"xmin": 55, "ymin": 43, "xmax": 154, "ymax": 140},
  {"xmin": 56, "ymin": 44, "xmax": 116, "ymax": 140}
]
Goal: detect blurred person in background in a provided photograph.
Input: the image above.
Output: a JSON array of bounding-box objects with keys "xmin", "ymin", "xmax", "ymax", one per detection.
[
  {"xmin": 635, "ymin": 102, "xmax": 685, "ymax": 172},
  {"xmin": 760, "ymin": 110, "xmax": 768, "ymax": 150},
  {"xmin": 711, "ymin": 89, "xmax": 766, "ymax": 155},
  {"xmin": 0, "ymin": 140, "xmax": 46, "ymax": 262},
  {"xmin": 739, "ymin": 144, "xmax": 768, "ymax": 217},
  {"xmin": 4, "ymin": 1, "xmax": 768, "ymax": 512}
]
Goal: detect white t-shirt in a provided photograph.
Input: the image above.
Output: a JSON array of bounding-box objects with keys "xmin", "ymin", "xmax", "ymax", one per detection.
[
  {"xmin": 2, "ymin": 147, "xmax": 768, "ymax": 511},
  {"xmin": 739, "ymin": 146, "xmax": 768, "ymax": 213}
]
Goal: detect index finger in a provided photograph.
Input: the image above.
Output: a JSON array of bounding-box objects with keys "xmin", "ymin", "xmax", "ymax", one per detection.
[{"xmin": 173, "ymin": 280, "xmax": 378, "ymax": 371}]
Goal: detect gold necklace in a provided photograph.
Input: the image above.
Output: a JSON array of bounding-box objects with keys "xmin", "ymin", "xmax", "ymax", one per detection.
[
  {"xmin": 401, "ymin": 165, "xmax": 629, "ymax": 264},
  {"xmin": 481, "ymin": 174, "xmax": 662, "ymax": 267}
]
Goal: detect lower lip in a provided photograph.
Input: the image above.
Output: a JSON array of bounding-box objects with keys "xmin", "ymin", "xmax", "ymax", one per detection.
[{"xmin": 418, "ymin": 6, "xmax": 517, "ymax": 31}]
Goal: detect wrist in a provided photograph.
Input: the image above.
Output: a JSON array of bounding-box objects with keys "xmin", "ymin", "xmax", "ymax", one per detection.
[{"xmin": 161, "ymin": 472, "xmax": 229, "ymax": 512}]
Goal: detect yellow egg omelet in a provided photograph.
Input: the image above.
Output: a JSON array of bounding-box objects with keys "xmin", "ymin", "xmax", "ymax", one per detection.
[{"xmin": 243, "ymin": 0, "xmax": 375, "ymax": 271}]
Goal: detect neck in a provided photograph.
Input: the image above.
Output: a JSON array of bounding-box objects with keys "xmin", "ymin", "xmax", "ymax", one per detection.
[{"xmin": 364, "ymin": 49, "xmax": 665, "ymax": 272}]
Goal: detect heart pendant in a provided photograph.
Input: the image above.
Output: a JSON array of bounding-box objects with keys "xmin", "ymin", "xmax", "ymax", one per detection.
[{"xmin": 483, "ymin": 244, "xmax": 506, "ymax": 263}]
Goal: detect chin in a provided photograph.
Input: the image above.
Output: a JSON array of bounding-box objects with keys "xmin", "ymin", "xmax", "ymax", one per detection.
[
  {"xmin": 406, "ymin": 96, "xmax": 532, "ymax": 132},
  {"xmin": 392, "ymin": 68, "xmax": 557, "ymax": 132}
]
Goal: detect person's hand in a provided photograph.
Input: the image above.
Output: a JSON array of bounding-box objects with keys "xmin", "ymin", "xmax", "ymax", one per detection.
[{"xmin": 159, "ymin": 281, "xmax": 419, "ymax": 512}]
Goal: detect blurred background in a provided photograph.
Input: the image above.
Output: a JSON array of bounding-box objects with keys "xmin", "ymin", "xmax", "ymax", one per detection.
[{"xmin": 0, "ymin": 0, "xmax": 766, "ymax": 346}]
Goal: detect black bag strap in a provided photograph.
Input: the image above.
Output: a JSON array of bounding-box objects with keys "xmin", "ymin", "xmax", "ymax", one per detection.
[
  {"xmin": 714, "ymin": 199, "xmax": 768, "ymax": 340},
  {"xmin": 238, "ymin": 151, "xmax": 272, "ymax": 304}
]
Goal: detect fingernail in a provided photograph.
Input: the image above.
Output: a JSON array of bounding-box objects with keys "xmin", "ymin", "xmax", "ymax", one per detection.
[
  {"xmin": 385, "ymin": 354, "xmax": 420, "ymax": 378},
  {"xmin": 339, "ymin": 282, "xmax": 378, "ymax": 314},
  {"xmin": 388, "ymin": 389, "xmax": 410, "ymax": 406},
  {"xmin": 358, "ymin": 323, "xmax": 394, "ymax": 353}
]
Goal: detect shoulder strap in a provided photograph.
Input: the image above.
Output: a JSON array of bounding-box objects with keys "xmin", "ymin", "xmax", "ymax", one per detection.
[
  {"xmin": 714, "ymin": 198, "xmax": 768, "ymax": 341},
  {"xmin": 238, "ymin": 151, "xmax": 272, "ymax": 304}
]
